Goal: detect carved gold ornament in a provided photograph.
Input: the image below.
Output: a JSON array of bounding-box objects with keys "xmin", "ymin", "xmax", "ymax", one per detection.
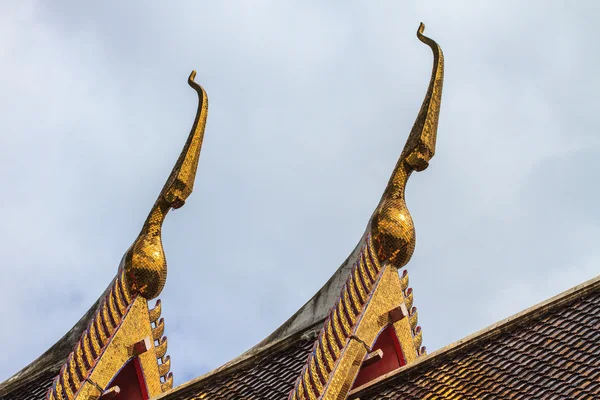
[
  {"xmin": 46, "ymin": 71, "xmax": 208, "ymax": 400},
  {"xmin": 288, "ymin": 23, "xmax": 444, "ymax": 400}
]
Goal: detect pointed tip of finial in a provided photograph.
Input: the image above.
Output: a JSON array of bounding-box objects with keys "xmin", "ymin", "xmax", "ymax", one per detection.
[
  {"xmin": 417, "ymin": 23, "xmax": 430, "ymax": 43},
  {"xmin": 188, "ymin": 69, "xmax": 205, "ymax": 94},
  {"xmin": 417, "ymin": 22, "xmax": 439, "ymax": 50}
]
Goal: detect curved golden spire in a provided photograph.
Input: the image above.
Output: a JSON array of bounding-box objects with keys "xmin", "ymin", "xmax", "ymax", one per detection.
[
  {"xmin": 370, "ymin": 23, "xmax": 444, "ymax": 269},
  {"xmin": 122, "ymin": 70, "xmax": 209, "ymax": 299}
]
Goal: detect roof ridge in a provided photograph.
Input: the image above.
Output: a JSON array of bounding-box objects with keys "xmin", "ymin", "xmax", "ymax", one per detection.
[{"xmin": 349, "ymin": 274, "xmax": 600, "ymax": 398}]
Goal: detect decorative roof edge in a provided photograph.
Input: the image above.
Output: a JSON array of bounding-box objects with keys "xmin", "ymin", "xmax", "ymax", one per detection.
[
  {"xmin": 399, "ymin": 268, "xmax": 427, "ymax": 357},
  {"xmin": 149, "ymin": 300, "xmax": 174, "ymax": 392},
  {"xmin": 0, "ymin": 291, "xmax": 108, "ymax": 397},
  {"xmin": 47, "ymin": 269, "xmax": 136, "ymax": 400},
  {"xmin": 349, "ymin": 274, "xmax": 600, "ymax": 398}
]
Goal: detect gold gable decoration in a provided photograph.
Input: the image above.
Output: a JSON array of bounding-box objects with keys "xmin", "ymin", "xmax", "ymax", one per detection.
[
  {"xmin": 288, "ymin": 23, "xmax": 444, "ymax": 400},
  {"xmin": 46, "ymin": 71, "xmax": 209, "ymax": 400}
]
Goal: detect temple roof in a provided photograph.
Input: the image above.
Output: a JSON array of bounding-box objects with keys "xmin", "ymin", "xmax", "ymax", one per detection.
[
  {"xmin": 126, "ymin": 274, "xmax": 600, "ymax": 400},
  {"xmin": 0, "ymin": 71, "xmax": 208, "ymax": 400},
  {"xmin": 2, "ymin": 23, "xmax": 597, "ymax": 400},
  {"xmin": 350, "ymin": 275, "xmax": 600, "ymax": 399}
]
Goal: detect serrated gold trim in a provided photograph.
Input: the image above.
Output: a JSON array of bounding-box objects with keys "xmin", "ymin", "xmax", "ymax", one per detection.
[
  {"xmin": 155, "ymin": 337, "xmax": 168, "ymax": 359},
  {"xmin": 149, "ymin": 299, "xmax": 162, "ymax": 323},
  {"xmin": 400, "ymin": 270, "xmax": 409, "ymax": 291},
  {"xmin": 158, "ymin": 355, "xmax": 171, "ymax": 377},
  {"xmin": 405, "ymin": 288, "xmax": 414, "ymax": 310},
  {"xmin": 409, "ymin": 307, "xmax": 418, "ymax": 330},
  {"xmin": 413, "ymin": 326, "xmax": 423, "ymax": 350},
  {"xmin": 161, "ymin": 373, "xmax": 173, "ymax": 392},
  {"xmin": 153, "ymin": 318, "xmax": 165, "ymax": 341}
]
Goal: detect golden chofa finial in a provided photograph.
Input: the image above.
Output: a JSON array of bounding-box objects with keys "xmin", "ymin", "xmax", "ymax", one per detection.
[
  {"xmin": 370, "ymin": 23, "xmax": 444, "ymax": 269},
  {"xmin": 121, "ymin": 70, "xmax": 209, "ymax": 299}
]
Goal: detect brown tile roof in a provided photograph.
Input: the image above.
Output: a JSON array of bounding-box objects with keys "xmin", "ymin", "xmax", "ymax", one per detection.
[
  {"xmin": 0, "ymin": 371, "xmax": 56, "ymax": 400},
  {"xmin": 157, "ymin": 328, "xmax": 319, "ymax": 400},
  {"xmin": 350, "ymin": 275, "xmax": 600, "ymax": 400}
]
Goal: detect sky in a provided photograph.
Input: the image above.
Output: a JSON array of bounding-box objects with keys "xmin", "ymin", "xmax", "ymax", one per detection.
[{"xmin": 1, "ymin": 0, "xmax": 599, "ymax": 386}]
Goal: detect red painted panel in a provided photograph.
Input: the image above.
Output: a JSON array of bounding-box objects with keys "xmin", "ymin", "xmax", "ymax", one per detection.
[
  {"xmin": 351, "ymin": 325, "xmax": 406, "ymax": 389},
  {"xmin": 106, "ymin": 357, "xmax": 149, "ymax": 400}
]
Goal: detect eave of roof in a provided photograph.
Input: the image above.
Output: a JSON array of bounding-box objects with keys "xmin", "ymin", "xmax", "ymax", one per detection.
[{"xmin": 349, "ymin": 274, "xmax": 600, "ymax": 398}]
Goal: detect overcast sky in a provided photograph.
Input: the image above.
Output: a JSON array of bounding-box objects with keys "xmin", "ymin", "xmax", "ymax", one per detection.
[{"xmin": 1, "ymin": 0, "xmax": 599, "ymax": 386}]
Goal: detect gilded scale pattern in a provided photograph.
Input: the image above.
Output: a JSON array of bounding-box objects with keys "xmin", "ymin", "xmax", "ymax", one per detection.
[
  {"xmin": 46, "ymin": 71, "xmax": 209, "ymax": 400},
  {"xmin": 288, "ymin": 23, "xmax": 443, "ymax": 400}
]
